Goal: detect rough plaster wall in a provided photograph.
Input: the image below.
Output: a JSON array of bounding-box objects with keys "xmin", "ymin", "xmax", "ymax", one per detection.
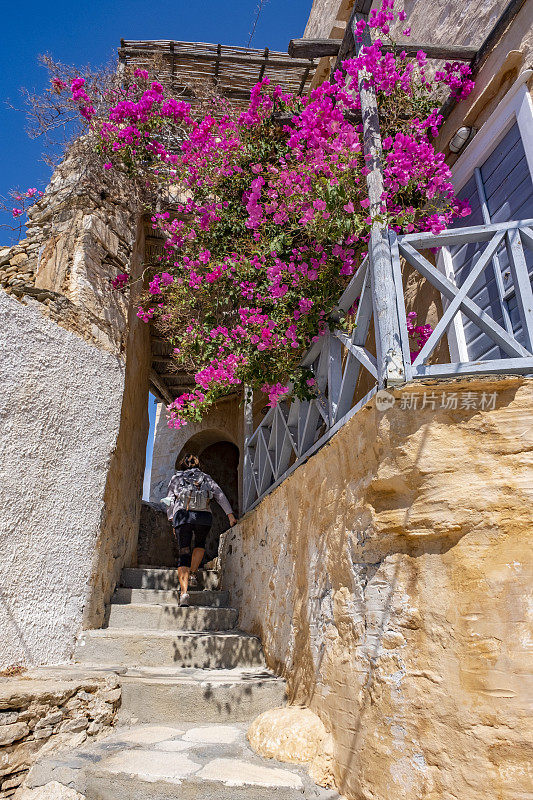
[
  {"xmin": 221, "ymin": 376, "xmax": 533, "ymax": 800},
  {"xmin": 0, "ymin": 292, "xmax": 125, "ymax": 668},
  {"xmin": 303, "ymin": 0, "xmax": 511, "ymax": 44},
  {"xmin": 390, "ymin": 0, "xmax": 510, "ymax": 46},
  {"xmin": 435, "ymin": 2, "xmax": 533, "ymax": 156},
  {"xmin": 303, "ymin": 0, "xmax": 343, "ymax": 38},
  {"xmin": 385, "ymin": 1, "xmax": 533, "ymax": 154},
  {"xmin": 0, "ymin": 142, "xmax": 151, "ymax": 662}
]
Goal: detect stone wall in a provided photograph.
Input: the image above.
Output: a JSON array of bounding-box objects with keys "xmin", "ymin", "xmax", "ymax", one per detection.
[
  {"xmin": 303, "ymin": 0, "xmax": 533, "ymax": 155},
  {"xmin": 221, "ymin": 375, "xmax": 533, "ymax": 800},
  {"xmin": 81, "ymin": 221, "xmax": 150, "ymax": 629},
  {"xmin": 137, "ymin": 502, "xmax": 174, "ymax": 568},
  {"xmin": 0, "ymin": 144, "xmax": 151, "ymax": 666},
  {"xmin": 0, "ymin": 672, "xmax": 120, "ymax": 798},
  {"xmin": 0, "ymin": 142, "xmax": 137, "ymax": 353}
]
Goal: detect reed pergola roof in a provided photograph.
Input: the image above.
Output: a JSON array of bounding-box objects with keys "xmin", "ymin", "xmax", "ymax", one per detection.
[{"xmin": 118, "ymin": 40, "xmax": 318, "ymax": 109}]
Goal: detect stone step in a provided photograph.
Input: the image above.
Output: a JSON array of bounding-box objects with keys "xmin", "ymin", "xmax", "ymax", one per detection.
[
  {"xmin": 106, "ymin": 603, "xmax": 238, "ymax": 632},
  {"xmin": 73, "ymin": 629, "xmax": 266, "ymax": 669},
  {"xmin": 121, "ymin": 567, "xmax": 220, "ymax": 591},
  {"xmin": 117, "ymin": 667, "xmax": 287, "ymax": 725},
  {"xmin": 25, "ymin": 724, "xmax": 342, "ymax": 800},
  {"xmin": 31, "ymin": 665, "xmax": 286, "ymax": 725},
  {"xmin": 112, "ymin": 587, "xmax": 230, "ymax": 607}
]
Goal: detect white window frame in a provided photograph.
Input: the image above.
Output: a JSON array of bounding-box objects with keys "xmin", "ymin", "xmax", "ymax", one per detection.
[{"xmin": 441, "ymin": 70, "xmax": 533, "ymax": 361}]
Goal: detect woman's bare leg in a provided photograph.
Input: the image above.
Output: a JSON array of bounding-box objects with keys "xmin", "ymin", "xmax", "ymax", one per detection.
[
  {"xmin": 178, "ymin": 566, "xmax": 190, "ymax": 595},
  {"xmin": 190, "ymin": 547, "xmax": 205, "ymax": 574}
]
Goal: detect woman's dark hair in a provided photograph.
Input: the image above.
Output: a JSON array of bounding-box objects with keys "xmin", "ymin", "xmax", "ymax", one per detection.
[{"xmin": 177, "ymin": 453, "xmax": 200, "ymax": 471}]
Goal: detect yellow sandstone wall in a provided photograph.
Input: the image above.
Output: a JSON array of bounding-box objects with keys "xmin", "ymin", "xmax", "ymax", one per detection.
[{"xmin": 221, "ymin": 375, "xmax": 533, "ymax": 800}]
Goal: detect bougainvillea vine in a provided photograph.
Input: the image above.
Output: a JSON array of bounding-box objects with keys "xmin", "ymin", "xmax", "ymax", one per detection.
[{"xmin": 64, "ymin": 0, "xmax": 473, "ymax": 426}]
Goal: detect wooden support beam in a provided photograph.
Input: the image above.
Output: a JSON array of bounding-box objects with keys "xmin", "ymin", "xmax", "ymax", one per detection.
[
  {"xmin": 288, "ymin": 39, "xmax": 341, "ymax": 59},
  {"xmin": 258, "ymin": 47, "xmax": 269, "ymax": 80},
  {"xmin": 272, "ymin": 110, "xmax": 362, "ymax": 126},
  {"xmin": 150, "ymin": 369, "xmax": 174, "ymax": 405},
  {"xmin": 170, "ymin": 40, "xmax": 175, "ymax": 82},
  {"xmin": 272, "ymin": 109, "xmax": 411, "ymax": 127},
  {"xmin": 159, "ymin": 371, "xmax": 195, "ymax": 382},
  {"xmin": 289, "ymin": 38, "xmax": 477, "ymax": 62},
  {"xmin": 353, "ymin": 0, "xmax": 374, "ymax": 13},
  {"xmin": 151, "ymin": 355, "xmax": 174, "ymax": 364},
  {"xmin": 350, "ymin": 10, "xmax": 406, "ymax": 387},
  {"xmin": 214, "ymin": 42, "xmax": 222, "ymax": 82},
  {"xmin": 119, "ymin": 46, "xmax": 315, "ymax": 70},
  {"xmin": 298, "ymin": 65, "xmax": 311, "ymax": 95}
]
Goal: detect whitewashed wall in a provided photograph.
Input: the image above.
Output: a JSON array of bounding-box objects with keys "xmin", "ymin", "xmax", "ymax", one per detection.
[{"xmin": 0, "ymin": 292, "xmax": 126, "ymax": 667}]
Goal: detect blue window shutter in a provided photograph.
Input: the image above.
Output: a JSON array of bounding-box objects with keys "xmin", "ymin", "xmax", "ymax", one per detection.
[{"xmin": 449, "ymin": 122, "xmax": 533, "ymax": 360}]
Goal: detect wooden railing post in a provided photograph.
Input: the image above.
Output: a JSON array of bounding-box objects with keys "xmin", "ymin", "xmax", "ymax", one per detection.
[
  {"xmin": 242, "ymin": 385, "xmax": 254, "ymax": 512},
  {"xmin": 349, "ymin": 9, "xmax": 407, "ymax": 387}
]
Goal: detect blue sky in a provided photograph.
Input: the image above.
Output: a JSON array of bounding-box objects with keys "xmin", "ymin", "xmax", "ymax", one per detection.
[
  {"xmin": 0, "ymin": 1, "xmax": 313, "ymax": 500},
  {"xmin": 0, "ymin": 0, "xmax": 312, "ymax": 231},
  {"xmin": 143, "ymin": 396, "xmax": 158, "ymax": 500}
]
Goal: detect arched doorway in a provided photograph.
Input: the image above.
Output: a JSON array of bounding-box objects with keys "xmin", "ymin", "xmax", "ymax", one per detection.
[
  {"xmin": 175, "ymin": 432, "xmax": 240, "ymax": 562},
  {"xmin": 196, "ymin": 440, "xmax": 239, "ymax": 559}
]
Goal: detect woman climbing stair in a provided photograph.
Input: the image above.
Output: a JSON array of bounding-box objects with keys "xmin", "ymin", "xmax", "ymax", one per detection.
[{"xmin": 162, "ymin": 453, "xmax": 237, "ymax": 606}]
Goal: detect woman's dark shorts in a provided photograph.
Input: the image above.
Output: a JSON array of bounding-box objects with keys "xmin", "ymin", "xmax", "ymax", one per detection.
[{"xmin": 172, "ymin": 509, "xmax": 212, "ymax": 568}]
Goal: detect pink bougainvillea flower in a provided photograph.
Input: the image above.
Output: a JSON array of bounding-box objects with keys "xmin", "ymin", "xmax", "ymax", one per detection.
[
  {"xmin": 111, "ymin": 273, "xmax": 129, "ymax": 290},
  {"xmin": 66, "ymin": 0, "xmax": 470, "ymax": 429}
]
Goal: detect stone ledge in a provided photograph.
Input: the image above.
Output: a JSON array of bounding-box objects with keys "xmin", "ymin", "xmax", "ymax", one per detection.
[{"xmin": 0, "ymin": 672, "xmax": 121, "ymax": 799}]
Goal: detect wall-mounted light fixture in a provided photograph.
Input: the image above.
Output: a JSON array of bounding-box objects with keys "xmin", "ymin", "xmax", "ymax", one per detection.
[{"xmin": 449, "ymin": 126, "xmax": 476, "ymax": 154}]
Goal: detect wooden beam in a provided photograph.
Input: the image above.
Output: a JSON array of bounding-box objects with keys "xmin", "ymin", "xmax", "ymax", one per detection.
[
  {"xmin": 151, "ymin": 355, "xmax": 174, "ymax": 364},
  {"xmin": 350, "ymin": 9, "xmax": 406, "ymax": 387},
  {"xmin": 258, "ymin": 47, "xmax": 269, "ymax": 80},
  {"xmin": 150, "ymin": 369, "xmax": 173, "ymax": 405},
  {"xmin": 159, "ymin": 371, "xmax": 195, "ymax": 382},
  {"xmin": 119, "ymin": 46, "xmax": 316, "ymax": 70},
  {"xmin": 298, "ymin": 65, "xmax": 311, "ymax": 95},
  {"xmin": 412, "ymin": 357, "xmax": 533, "ymax": 379},
  {"xmin": 214, "ymin": 42, "xmax": 222, "ymax": 82},
  {"xmin": 272, "ymin": 108, "xmax": 411, "ymax": 127},
  {"xmin": 353, "ymin": 0, "xmax": 374, "ymax": 14},
  {"xmin": 170, "ymin": 40, "xmax": 175, "ymax": 82},
  {"xmin": 288, "ymin": 39, "xmax": 341, "ymax": 59},
  {"xmin": 289, "ymin": 38, "xmax": 477, "ymax": 62},
  {"xmin": 272, "ymin": 109, "xmax": 362, "ymax": 125}
]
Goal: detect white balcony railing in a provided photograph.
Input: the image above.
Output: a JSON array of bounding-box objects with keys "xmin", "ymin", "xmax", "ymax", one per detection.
[{"xmin": 243, "ymin": 219, "xmax": 533, "ymax": 511}]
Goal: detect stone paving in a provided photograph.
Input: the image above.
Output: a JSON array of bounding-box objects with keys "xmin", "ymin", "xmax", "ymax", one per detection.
[{"xmin": 25, "ymin": 723, "xmax": 343, "ymax": 800}]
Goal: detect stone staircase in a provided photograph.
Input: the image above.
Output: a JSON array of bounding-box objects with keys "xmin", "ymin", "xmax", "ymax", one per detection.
[
  {"xmin": 23, "ymin": 566, "xmax": 341, "ymax": 799},
  {"xmin": 75, "ymin": 566, "xmax": 286, "ymax": 725}
]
